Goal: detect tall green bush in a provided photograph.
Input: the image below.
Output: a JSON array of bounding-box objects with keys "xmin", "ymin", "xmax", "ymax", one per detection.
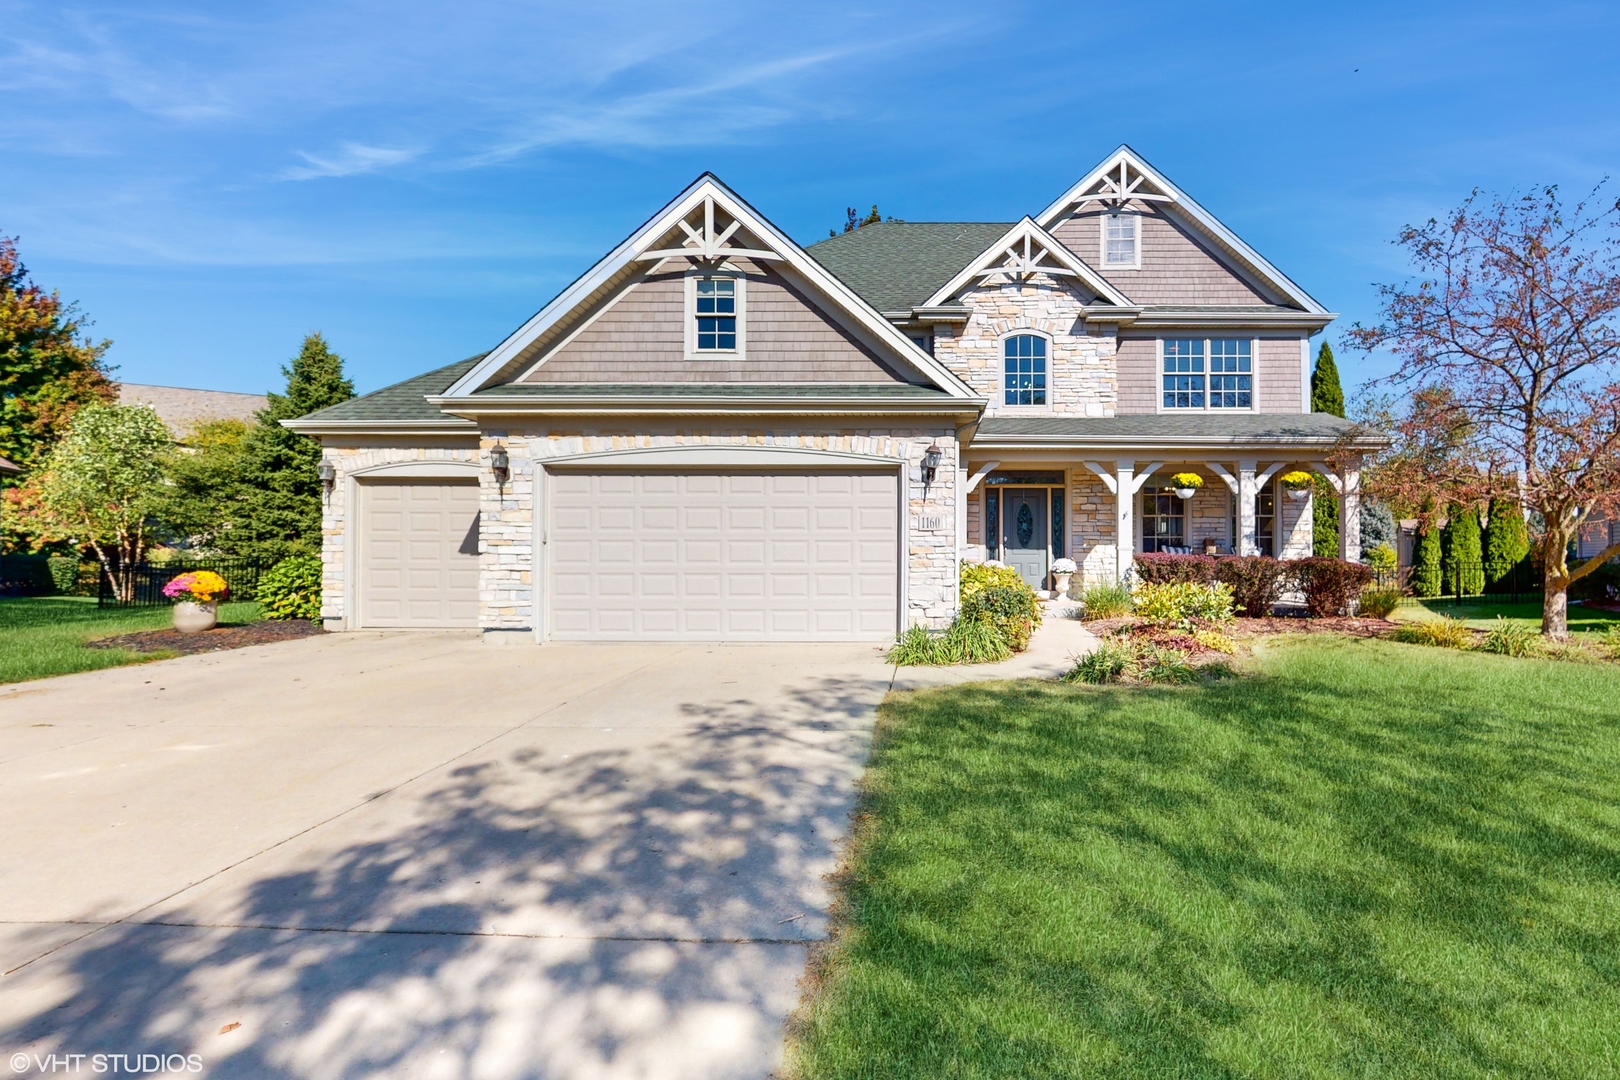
[
  {"xmin": 257, "ymin": 554, "xmax": 323, "ymax": 621},
  {"xmin": 1411, "ymin": 525, "xmax": 1443, "ymax": 597},
  {"xmin": 1441, "ymin": 505, "xmax": 1485, "ymax": 596},
  {"xmin": 1483, "ymin": 497, "xmax": 1531, "ymax": 591}
]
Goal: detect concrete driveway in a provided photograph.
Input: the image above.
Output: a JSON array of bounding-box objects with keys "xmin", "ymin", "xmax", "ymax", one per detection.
[{"xmin": 0, "ymin": 633, "xmax": 894, "ymax": 1079}]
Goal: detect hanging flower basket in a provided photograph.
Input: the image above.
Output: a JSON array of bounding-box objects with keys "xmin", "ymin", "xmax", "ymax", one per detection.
[
  {"xmin": 1280, "ymin": 470, "xmax": 1315, "ymax": 501},
  {"xmin": 1170, "ymin": 472, "xmax": 1204, "ymax": 501}
]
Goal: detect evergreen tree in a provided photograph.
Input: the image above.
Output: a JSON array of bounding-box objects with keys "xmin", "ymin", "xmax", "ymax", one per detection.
[
  {"xmin": 1310, "ymin": 341, "xmax": 1345, "ymax": 417},
  {"xmin": 1411, "ymin": 519, "xmax": 1443, "ymax": 597},
  {"xmin": 1440, "ymin": 504, "xmax": 1485, "ymax": 596},
  {"xmin": 0, "ymin": 236, "xmax": 115, "ymax": 473},
  {"xmin": 1482, "ymin": 496, "xmax": 1531, "ymax": 592},
  {"xmin": 1310, "ymin": 342, "xmax": 1346, "ymax": 553},
  {"xmin": 224, "ymin": 333, "xmax": 353, "ymax": 564}
]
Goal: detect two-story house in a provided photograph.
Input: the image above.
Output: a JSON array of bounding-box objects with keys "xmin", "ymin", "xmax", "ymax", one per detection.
[{"xmin": 288, "ymin": 146, "xmax": 1381, "ymax": 643}]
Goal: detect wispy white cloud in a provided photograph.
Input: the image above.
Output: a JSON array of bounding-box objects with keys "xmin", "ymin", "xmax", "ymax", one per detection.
[{"xmin": 280, "ymin": 142, "xmax": 424, "ymax": 180}]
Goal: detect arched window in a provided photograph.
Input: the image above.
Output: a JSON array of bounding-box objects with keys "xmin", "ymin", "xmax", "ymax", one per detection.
[{"xmin": 1003, "ymin": 334, "xmax": 1047, "ymax": 406}]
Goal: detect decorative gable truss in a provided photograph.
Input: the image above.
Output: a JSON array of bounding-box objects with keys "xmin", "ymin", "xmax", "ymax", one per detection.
[
  {"xmin": 443, "ymin": 175, "xmax": 978, "ymax": 400},
  {"xmin": 1035, "ymin": 145, "xmax": 1333, "ymax": 318},
  {"xmin": 921, "ymin": 217, "xmax": 1135, "ymax": 321}
]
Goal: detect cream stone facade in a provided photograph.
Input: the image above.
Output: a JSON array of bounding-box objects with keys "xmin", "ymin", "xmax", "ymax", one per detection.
[{"xmin": 289, "ymin": 148, "xmax": 1386, "ymax": 641}]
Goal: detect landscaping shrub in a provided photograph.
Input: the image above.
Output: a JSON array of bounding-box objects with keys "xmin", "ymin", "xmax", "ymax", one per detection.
[
  {"xmin": 1067, "ymin": 638, "xmax": 1134, "ymax": 683},
  {"xmin": 1077, "ymin": 582, "xmax": 1132, "ymax": 619},
  {"xmin": 961, "ymin": 584, "xmax": 1040, "ymax": 653},
  {"xmin": 960, "ymin": 561, "xmax": 1026, "ymax": 600},
  {"xmin": 1133, "ymin": 552, "xmax": 1216, "ymax": 585},
  {"xmin": 887, "ymin": 614, "xmax": 1013, "ymax": 666},
  {"xmin": 257, "ymin": 554, "xmax": 322, "ymax": 621},
  {"xmin": 1411, "ymin": 524, "xmax": 1443, "ymax": 597},
  {"xmin": 1365, "ymin": 543, "xmax": 1398, "ymax": 571},
  {"xmin": 1597, "ymin": 625, "xmax": 1620, "ymax": 660},
  {"xmin": 1357, "ymin": 586, "xmax": 1404, "ymax": 620},
  {"xmin": 1065, "ymin": 637, "xmax": 1204, "ymax": 685},
  {"xmin": 1292, "ymin": 557, "xmax": 1374, "ymax": 617},
  {"xmin": 1390, "ymin": 617, "xmax": 1472, "ymax": 649},
  {"xmin": 1480, "ymin": 616, "xmax": 1538, "ymax": 657},
  {"xmin": 1191, "ymin": 627, "xmax": 1237, "ymax": 654},
  {"xmin": 1133, "ymin": 581, "xmax": 1235, "ymax": 624},
  {"xmin": 1483, "ymin": 496, "xmax": 1531, "ymax": 592},
  {"xmin": 1441, "ymin": 504, "xmax": 1485, "ymax": 596},
  {"xmin": 46, "ymin": 555, "xmax": 79, "ymax": 595},
  {"xmin": 1212, "ymin": 555, "xmax": 1289, "ymax": 616}
]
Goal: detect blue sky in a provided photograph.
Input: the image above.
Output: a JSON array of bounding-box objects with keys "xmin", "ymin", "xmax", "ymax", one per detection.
[{"xmin": 2, "ymin": 0, "xmax": 1616, "ymax": 397}]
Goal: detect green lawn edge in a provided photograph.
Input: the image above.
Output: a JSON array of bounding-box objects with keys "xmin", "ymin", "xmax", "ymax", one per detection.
[{"xmin": 0, "ymin": 596, "xmax": 264, "ymax": 684}]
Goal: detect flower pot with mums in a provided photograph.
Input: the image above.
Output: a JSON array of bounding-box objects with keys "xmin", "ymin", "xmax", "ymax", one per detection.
[
  {"xmin": 1280, "ymin": 470, "xmax": 1315, "ymax": 501},
  {"xmin": 162, "ymin": 570, "xmax": 229, "ymax": 633},
  {"xmin": 1050, "ymin": 557, "xmax": 1078, "ymax": 598},
  {"xmin": 1170, "ymin": 472, "xmax": 1204, "ymax": 501}
]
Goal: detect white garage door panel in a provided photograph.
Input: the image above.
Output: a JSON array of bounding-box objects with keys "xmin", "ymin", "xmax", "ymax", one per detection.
[
  {"xmin": 549, "ymin": 471, "xmax": 898, "ymax": 641},
  {"xmin": 361, "ymin": 480, "xmax": 480, "ymax": 628}
]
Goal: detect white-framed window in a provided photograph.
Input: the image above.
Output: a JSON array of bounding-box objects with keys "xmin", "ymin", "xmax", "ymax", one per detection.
[
  {"xmin": 909, "ymin": 332, "xmax": 934, "ymax": 356},
  {"xmin": 1139, "ymin": 484, "xmax": 1188, "ymax": 552},
  {"xmin": 1102, "ymin": 211, "xmax": 1140, "ymax": 269},
  {"xmin": 1228, "ymin": 482, "xmax": 1279, "ymax": 557},
  {"xmin": 685, "ymin": 272, "xmax": 745, "ymax": 358},
  {"xmin": 1002, "ymin": 333, "xmax": 1048, "ymax": 407},
  {"xmin": 1160, "ymin": 337, "xmax": 1254, "ymax": 410}
]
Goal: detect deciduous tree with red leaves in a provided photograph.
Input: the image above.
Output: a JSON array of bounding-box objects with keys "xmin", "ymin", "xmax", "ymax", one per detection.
[{"xmin": 1349, "ymin": 185, "xmax": 1620, "ymax": 639}]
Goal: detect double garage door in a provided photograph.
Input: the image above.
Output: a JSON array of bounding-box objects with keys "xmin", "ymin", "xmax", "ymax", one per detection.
[
  {"xmin": 548, "ymin": 470, "xmax": 899, "ymax": 641},
  {"xmin": 356, "ymin": 470, "xmax": 900, "ymax": 641}
]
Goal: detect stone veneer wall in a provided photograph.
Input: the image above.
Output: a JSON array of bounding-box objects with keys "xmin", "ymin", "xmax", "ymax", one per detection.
[
  {"xmin": 479, "ymin": 424, "xmax": 961, "ymax": 633},
  {"xmin": 932, "ymin": 276, "xmax": 1117, "ymax": 417},
  {"xmin": 315, "ymin": 441, "xmax": 482, "ymax": 624}
]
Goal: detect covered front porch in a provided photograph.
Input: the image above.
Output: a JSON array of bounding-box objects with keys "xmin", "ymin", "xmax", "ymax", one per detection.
[{"xmin": 959, "ymin": 416, "xmax": 1374, "ymax": 592}]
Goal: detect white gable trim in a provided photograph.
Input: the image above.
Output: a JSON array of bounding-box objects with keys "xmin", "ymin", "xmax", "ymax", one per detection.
[
  {"xmin": 920, "ymin": 217, "xmax": 1134, "ymax": 309},
  {"xmin": 446, "ymin": 175, "xmax": 977, "ymax": 400},
  {"xmin": 1035, "ymin": 145, "xmax": 1331, "ymax": 316}
]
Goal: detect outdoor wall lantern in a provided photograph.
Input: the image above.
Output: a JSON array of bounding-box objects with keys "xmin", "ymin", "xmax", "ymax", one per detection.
[
  {"xmin": 489, "ymin": 443, "xmax": 511, "ymax": 491},
  {"xmin": 318, "ymin": 459, "xmax": 336, "ymax": 502},
  {"xmin": 921, "ymin": 444, "xmax": 943, "ymax": 487}
]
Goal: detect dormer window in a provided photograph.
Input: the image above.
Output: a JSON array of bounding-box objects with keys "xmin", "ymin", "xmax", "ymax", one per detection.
[
  {"xmin": 686, "ymin": 273, "xmax": 744, "ymax": 357},
  {"xmin": 1103, "ymin": 212, "xmax": 1139, "ymax": 269},
  {"xmin": 1003, "ymin": 334, "xmax": 1047, "ymax": 406}
]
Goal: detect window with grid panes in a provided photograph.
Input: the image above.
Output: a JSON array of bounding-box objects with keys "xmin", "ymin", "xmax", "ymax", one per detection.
[
  {"xmin": 1164, "ymin": 337, "xmax": 1253, "ymax": 410},
  {"xmin": 1003, "ymin": 335, "xmax": 1047, "ymax": 406},
  {"xmin": 694, "ymin": 277, "xmax": 736, "ymax": 351}
]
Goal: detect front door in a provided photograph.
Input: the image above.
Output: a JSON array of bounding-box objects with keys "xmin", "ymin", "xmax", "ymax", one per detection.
[{"xmin": 1000, "ymin": 489, "xmax": 1049, "ymax": 590}]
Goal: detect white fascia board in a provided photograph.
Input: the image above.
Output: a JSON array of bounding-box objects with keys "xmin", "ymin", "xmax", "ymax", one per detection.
[
  {"xmin": 1127, "ymin": 309, "xmax": 1337, "ymax": 330},
  {"xmin": 969, "ymin": 432, "xmax": 1390, "ymax": 451},
  {"xmin": 919, "ymin": 217, "xmax": 1134, "ymax": 309},
  {"xmin": 279, "ymin": 418, "xmax": 478, "ymax": 436},
  {"xmin": 1035, "ymin": 145, "xmax": 1332, "ymax": 316},
  {"xmin": 426, "ymin": 393, "xmax": 986, "ymax": 419},
  {"xmin": 446, "ymin": 174, "xmax": 977, "ymax": 400}
]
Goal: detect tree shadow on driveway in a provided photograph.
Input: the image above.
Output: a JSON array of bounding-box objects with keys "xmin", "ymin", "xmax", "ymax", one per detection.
[{"xmin": 2, "ymin": 672, "xmax": 887, "ymax": 1079}]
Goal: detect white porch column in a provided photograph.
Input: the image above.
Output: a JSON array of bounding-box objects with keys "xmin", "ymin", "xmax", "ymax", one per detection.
[
  {"xmin": 1338, "ymin": 458, "xmax": 1363, "ymax": 563},
  {"xmin": 1237, "ymin": 458, "xmax": 1258, "ymax": 556},
  {"xmin": 1115, "ymin": 459, "xmax": 1135, "ymax": 581}
]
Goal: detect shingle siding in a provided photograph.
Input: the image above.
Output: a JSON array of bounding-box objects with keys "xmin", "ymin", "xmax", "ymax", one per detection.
[
  {"xmin": 1051, "ymin": 206, "xmax": 1279, "ymax": 307},
  {"xmin": 525, "ymin": 263, "xmax": 906, "ymax": 384}
]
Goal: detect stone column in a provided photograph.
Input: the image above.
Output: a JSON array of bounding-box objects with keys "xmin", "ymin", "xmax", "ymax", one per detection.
[
  {"xmin": 1238, "ymin": 458, "xmax": 1258, "ymax": 556},
  {"xmin": 1115, "ymin": 459, "xmax": 1135, "ymax": 581},
  {"xmin": 1338, "ymin": 459, "xmax": 1362, "ymax": 563}
]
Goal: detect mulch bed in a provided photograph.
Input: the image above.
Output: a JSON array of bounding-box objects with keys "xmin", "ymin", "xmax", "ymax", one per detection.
[
  {"xmin": 88, "ymin": 619, "xmax": 324, "ymax": 655},
  {"xmin": 1083, "ymin": 613, "xmax": 1397, "ymax": 641}
]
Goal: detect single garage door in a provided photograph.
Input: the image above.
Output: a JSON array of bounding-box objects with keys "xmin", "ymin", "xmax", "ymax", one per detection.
[
  {"xmin": 548, "ymin": 471, "xmax": 898, "ymax": 641},
  {"xmin": 359, "ymin": 479, "xmax": 480, "ymax": 628}
]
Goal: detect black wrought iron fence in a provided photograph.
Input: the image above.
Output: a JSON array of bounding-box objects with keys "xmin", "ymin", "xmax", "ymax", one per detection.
[
  {"xmin": 98, "ymin": 559, "xmax": 266, "ymax": 608},
  {"xmin": 1375, "ymin": 559, "xmax": 1542, "ymax": 606}
]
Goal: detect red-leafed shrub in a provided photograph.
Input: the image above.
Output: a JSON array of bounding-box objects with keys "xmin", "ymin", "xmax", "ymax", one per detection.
[
  {"xmin": 1213, "ymin": 556, "xmax": 1291, "ymax": 616},
  {"xmin": 1134, "ymin": 553, "xmax": 1217, "ymax": 585},
  {"xmin": 1292, "ymin": 557, "xmax": 1375, "ymax": 617}
]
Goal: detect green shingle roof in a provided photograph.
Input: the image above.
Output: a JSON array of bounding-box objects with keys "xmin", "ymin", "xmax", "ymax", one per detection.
[
  {"xmin": 295, "ymin": 356, "xmax": 485, "ymax": 423},
  {"xmin": 806, "ymin": 222, "xmax": 1014, "ymax": 313},
  {"xmin": 472, "ymin": 382, "xmax": 951, "ymax": 399},
  {"xmin": 977, "ymin": 413, "xmax": 1383, "ymax": 444}
]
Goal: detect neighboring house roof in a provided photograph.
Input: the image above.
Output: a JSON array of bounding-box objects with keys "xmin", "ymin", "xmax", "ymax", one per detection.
[
  {"xmin": 292, "ymin": 357, "xmax": 484, "ymax": 429},
  {"xmin": 975, "ymin": 413, "xmax": 1385, "ymax": 448},
  {"xmin": 0, "ymin": 456, "xmax": 20, "ymax": 474},
  {"xmin": 119, "ymin": 383, "xmax": 268, "ymax": 436},
  {"xmin": 806, "ymin": 222, "xmax": 1014, "ymax": 314}
]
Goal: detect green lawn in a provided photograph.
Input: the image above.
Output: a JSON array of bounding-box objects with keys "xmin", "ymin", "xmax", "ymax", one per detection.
[
  {"xmin": 1396, "ymin": 597, "xmax": 1620, "ymax": 632},
  {"xmin": 790, "ymin": 637, "xmax": 1620, "ymax": 1079},
  {"xmin": 0, "ymin": 596, "xmax": 262, "ymax": 684}
]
